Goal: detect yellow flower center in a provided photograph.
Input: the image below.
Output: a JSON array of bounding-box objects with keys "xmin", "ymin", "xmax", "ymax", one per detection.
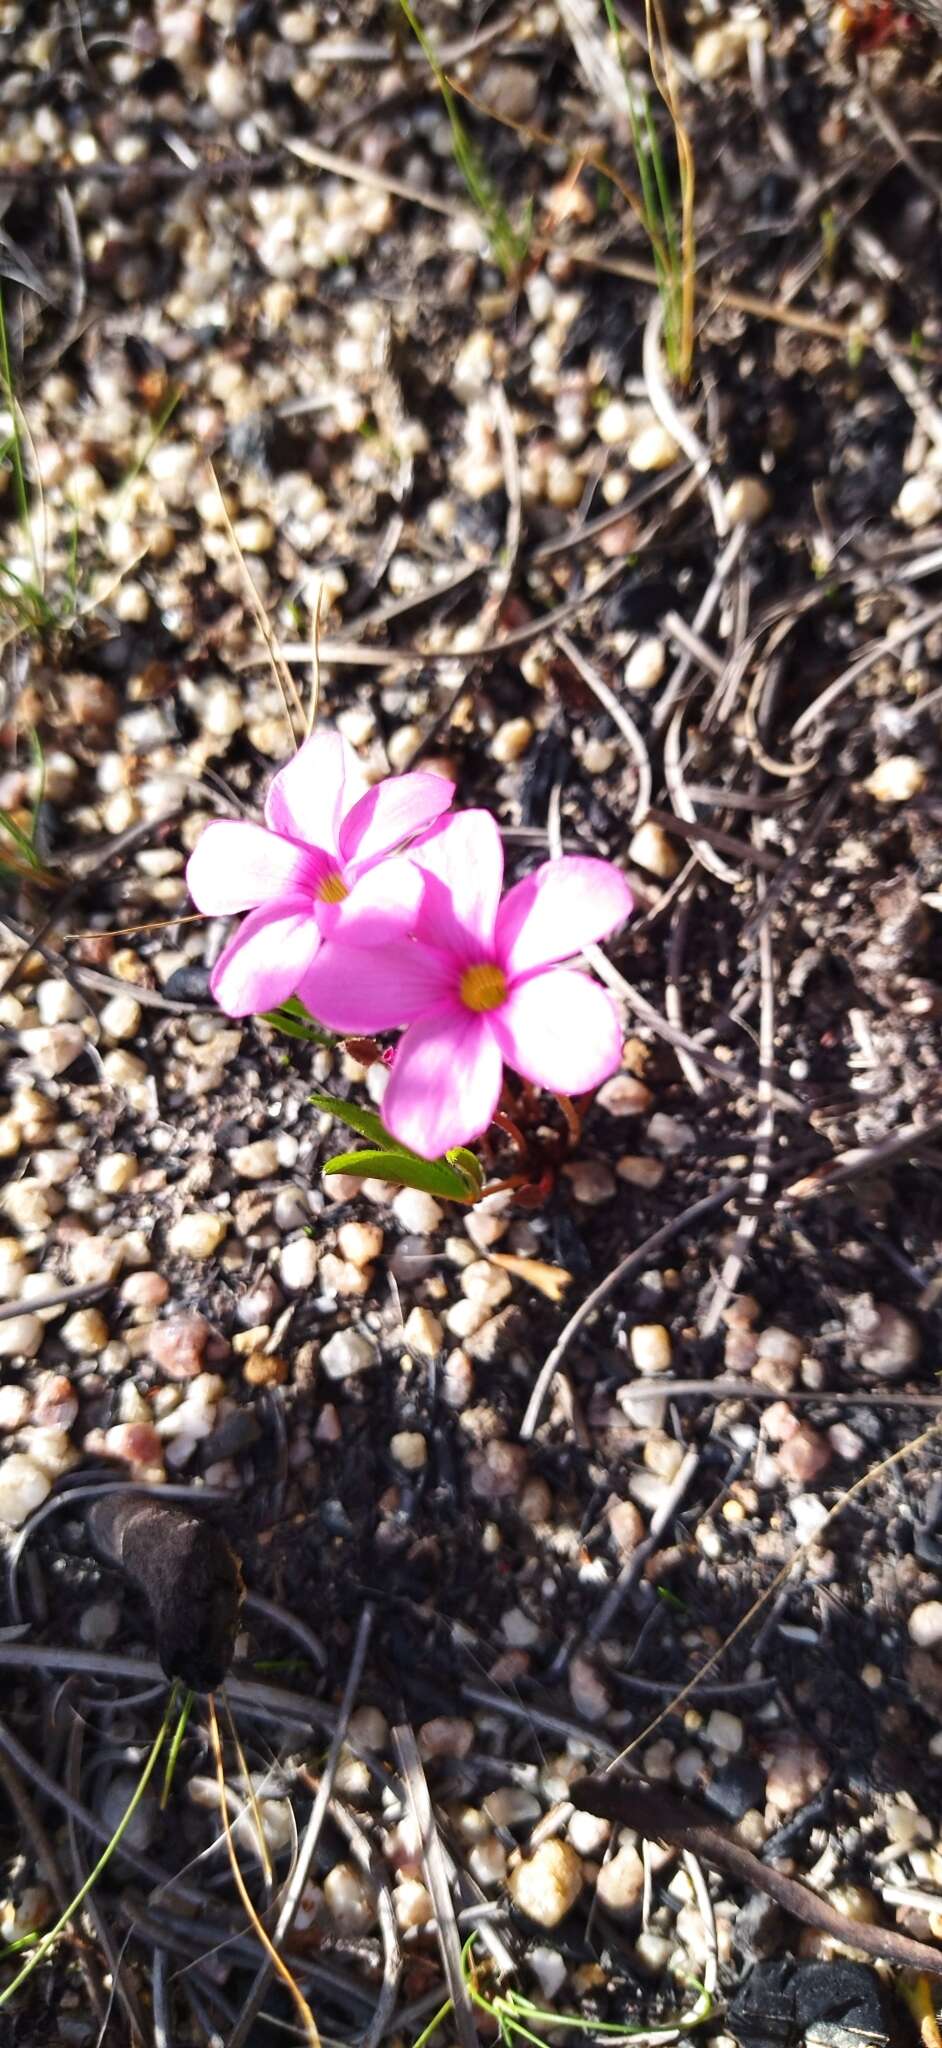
[
  {"xmin": 460, "ymin": 962, "xmax": 507, "ymax": 1013},
  {"xmin": 317, "ymin": 871, "xmax": 349, "ymax": 905}
]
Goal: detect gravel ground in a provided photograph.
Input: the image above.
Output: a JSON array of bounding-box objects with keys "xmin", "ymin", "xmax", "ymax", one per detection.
[{"xmin": 2, "ymin": 3, "xmax": 942, "ymax": 2045}]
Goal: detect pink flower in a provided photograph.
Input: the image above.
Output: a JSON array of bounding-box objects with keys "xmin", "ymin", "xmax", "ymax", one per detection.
[
  {"xmin": 186, "ymin": 730, "xmax": 454, "ymax": 1017},
  {"xmin": 304, "ymin": 810, "xmax": 633, "ymax": 1156}
]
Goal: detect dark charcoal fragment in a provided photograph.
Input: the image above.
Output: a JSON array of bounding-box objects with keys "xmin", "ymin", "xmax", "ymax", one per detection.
[
  {"xmin": 87, "ymin": 1496, "xmax": 243, "ymax": 1691},
  {"xmin": 728, "ymin": 1959, "xmax": 901, "ymax": 2048},
  {"xmin": 704, "ymin": 1757, "xmax": 767, "ymax": 1823},
  {"xmin": 734, "ymin": 1892, "xmax": 788, "ymax": 1963}
]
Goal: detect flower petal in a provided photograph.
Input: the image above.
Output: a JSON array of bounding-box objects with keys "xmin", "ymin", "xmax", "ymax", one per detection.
[
  {"xmin": 210, "ymin": 904, "xmax": 321, "ymax": 1017},
  {"xmin": 496, "ymin": 858, "xmax": 633, "ymax": 977},
  {"xmin": 264, "ymin": 729, "xmax": 365, "ymax": 853},
  {"xmin": 186, "ymin": 820, "xmax": 317, "ymax": 915},
  {"xmin": 411, "ymin": 810, "xmax": 504, "ymax": 964},
  {"xmin": 316, "ymin": 857, "xmax": 425, "ymax": 948},
  {"xmin": 491, "ymin": 966, "xmax": 622, "ymax": 1094},
  {"xmin": 383, "ymin": 1010, "xmax": 504, "ymax": 1158},
  {"xmin": 297, "ymin": 939, "xmax": 456, "ymax": 1034},
  {"xmin": 339, "ymin": 769, "xmax": 454, "ymax": 870}
]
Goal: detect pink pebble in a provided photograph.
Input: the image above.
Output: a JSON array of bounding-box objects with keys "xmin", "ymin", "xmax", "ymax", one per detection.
[
  {"xmin": 148, "ymin": 1314, "xmax": 210, "ymax": 1379},
  {"xmin": 32, "ymin": 1374, "xmax": 79, "ymax": 1431},
  {"xmin": 121, "ymin": 1271, "xmax": 170, "ymax": 1310},
  {"xmin": 101, "ymin": 1422, "xmax": 164, "ymax": 1469},
  {"xmin": 776, "ymin": 1422, "xmax": 831, "ymax": 1483}
]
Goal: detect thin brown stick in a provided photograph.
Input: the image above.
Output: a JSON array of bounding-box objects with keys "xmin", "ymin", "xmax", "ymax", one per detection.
[{"xmin": 571, "ymin": 1778, "xmax": 942, "ymax": 1978}]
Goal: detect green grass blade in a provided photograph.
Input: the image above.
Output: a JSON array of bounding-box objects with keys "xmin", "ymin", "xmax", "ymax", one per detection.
[{"xmin": 0, "ymin": 1688, "xmax": 176, "ymax": 2005}]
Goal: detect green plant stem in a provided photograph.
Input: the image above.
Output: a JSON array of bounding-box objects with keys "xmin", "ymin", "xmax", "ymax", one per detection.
[
  {"xmin": 0, "ymin": 290, "xmax": 38, "ymax": 588},
  {"xmin": 0, "ymin": 1688, "xmax": 177, "ymax": 2007},
  {"xmin": 160, "ymin": 1686, "xmax": 195, "ymax": 1810}
]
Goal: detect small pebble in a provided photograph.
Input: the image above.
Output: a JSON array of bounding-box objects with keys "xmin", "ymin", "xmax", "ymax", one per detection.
[
  {"xmin": 0, "ymin": 1314, "xmax": 43, "ymax": 1360},
  {"xmin": 61, "ymin": 1308, "xmax": 109, "ymax": 1356},
  {"xmin": 148, "ymin": 1315, "xmax": 211, "ymax": 1380},
  {"xmin": 895, "ymin": 474, "xmax": 942, "ymax": 530},
  {"xmin": 418, "ymin": 1717, "xmax": 474, "ymax": 1760},
  {"xmin": 562, "ymin": 1159, "xmax": 616, "ymax": 1205},
  {"xmin": 79, "ymin": 1600, "xmax": 121, "ymax": 1648},
  {"xmin": 909, "ymin": 1601, "xmax": 942, "ymax": 1650},
  {"xmin": 99, "ymin": 994, "xmax": 142, "ymax": 1041},
  {"xmin": 36, "ymin": 980, "xmax": 84, "ymax": 1025},
  {"xmin": 392, "ymin": 1189, "xmax": 443, "ymax": 1233},
  {"xmin": 101, "ymin": 1422, "xmax": 164, "ymax": 1469},
  {"xmin": 19, "ymin": 1026, "xmax": 87, "ymax": 1078},
  {"xmin": 121, "ymin": 1271, "xmax": 169, "ymax": 1310},
  {"xmin": 403, "ymin": 1305, "xmax": 443, "ymax": 1359},
  {"xmin": 616, "ymin": 1155, "xmax": 666, "ymax": 1190},
  {"xmin": 168, "ymin": 1213, "xmax": 227, "ymax": 1259},
  {"xmin": 337, "ymin": 1220, "xmax": 383, "ymax": 1268},
  {"xmin": 95, "ymin": 1152, "xmax": 138, "ymax": 1195},
  {"xmin": 848, "ymin": 1296, "xmax": 921, "ymax": 1378},
  {"xmin": 394, "ymin": 1878, "xmax": 434, "ymax": 1929},
  {"xmin": 569, "ymin": 1654, "xmax": 611, "ymax": 1723},
  {"xmin": 508, "ymin": 1840, "xmax": 583, "ymax": 1927},
  {"xmin": 765, "ymin": 1733, "xmax": 828, "ymax": 1816},
  {"xmin": 323, "ymin": 1862, "xmax": 376, "ymax": 1935},
  {"xmin": 597, "ymin": 1074, "xmax": 653, "ymax": 1116},
  {"xmin": 608, "ymin": 1498, "xmax": 645, "ymax": 1555},
  {"xmin": 628, "ymin": 424, "xmax": 679, "ymax": 472},
  {"xmin": 390, "ymin": 1430, "xmax": 427, "ymax": 1471},
  {"xmin": 100, "ymin": 1774, "xmax": 157, "ymax": 1853},
  {"xmin": 442, "ymin": 1348, "xmax": 473, "ymax": 1407},
  {"xmin": 692, "ymin": 23, "xmax": 750, "ymax": 79},
  {"xmin": 724, "ymin": 476, "xmax": 772, "ymax": 525},
  {"xmin": 647, "ymin": 1113, "xmax": 695, "ymax": 1155},
  {"xmin": 595, "ymin": 1843, "xmax": 644, "ymax": 1917},
  {"xmin": 492, "ymin": 717, "xmax": 534, "ymax": 764},
  {"xmin": 630, "ymin": 1323, "xmax": 672, "ymax": 1373},
  {"xmin": 705, "ymin": 1711, "xmax": 744, "ymax": 1754},
  {"xmin": 0, "ymin": 1454, "xmax": 51, "ymax": 1527},
  {"xmin": 230, "ymin": 1139, "xmax": 279, "ymax": 1180},
  {"xmin": 320, "ymin": 1329, "xmax": 377, "ymax": 1381},
  {"xmin": 864, "ymin": 757, "xmax": 926, "ymax": 804},
  {"xmin": 71, "ymin": 1237, "xmax": 125, "ymax": 1287},
  {"xmin": 279, "ymin": 1238, "xmax": 319, "ymax": 1291},
  {"xmin": 776, "ymin": 1422, "xmax": 830, "ymax": 1483},
  {"xmin": 0, "ymin": 1387, "xmax": 31, "ymax": 1432},
  {"xmin": 469, "ymin": 1440, "xmax": 528, "ymax": 1500},
  {"xmin": 461, "ymin": 1259, "xmax": 513, "ymax": 1310},
  {"xmin": 629, "ymin": 820, "xmax": 681, "ymax": 880},
  {"xmin": 625, "ymin": 637, "xmax": 666, "ymax": 693}
]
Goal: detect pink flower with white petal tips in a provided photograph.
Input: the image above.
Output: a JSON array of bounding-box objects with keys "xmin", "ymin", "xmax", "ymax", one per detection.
[
  {"xmin": 302, "ymin": 810, "xmax": 633, "ymax": 1158},
  {"xmin": 186, "ymin": 730, "xmax": 454, "ymax": 1017}
]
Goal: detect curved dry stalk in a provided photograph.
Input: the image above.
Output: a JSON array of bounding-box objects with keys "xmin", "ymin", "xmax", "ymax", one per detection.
[
  {"xmin": 700, "ymin": 901, "xmax": 775, "ymax": 1336},
  {"xmin": 223, "ymin": 1604, "xmax": 375, "ymax": 2048},
  {"xmin": 206, "ymin": 1695, "xmax": 319, "ymax": 2048},
  {"xmin": 642, "ymin": 301, "xmax": 727, "ymax": 537},
  {"xmin": 604, "ymin": 1415, "xmax": 942, "ymax": 1771},
  {"xmin": 555, "ymin": 629, "xmax": 652, "ymax": 825}
]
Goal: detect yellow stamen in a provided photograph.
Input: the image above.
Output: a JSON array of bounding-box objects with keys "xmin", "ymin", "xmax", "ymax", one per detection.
[
  {"xmin": 317, "ymin": 871, "xmax": 349, "ymax": 905},
  {"xmin": 460, "ymin": 962, "xmax": 507, "ymax": 1013}
]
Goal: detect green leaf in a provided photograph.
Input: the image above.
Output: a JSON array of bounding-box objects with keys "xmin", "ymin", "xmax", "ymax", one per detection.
[
  {"xmin": 260, "ymin": 998, "xmax": 336, "ymax": 1047},
  {"xmin": 309, "ymin": 1091, "xmax": 393, "ymax": 1150},
  {"xmin": 324, "ymin": 1148, "xmax": 476, "ymax": 1202},
  {"xmin": 446, "ymin": 1146, "xmax": 484, "ymax": 1194}
]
